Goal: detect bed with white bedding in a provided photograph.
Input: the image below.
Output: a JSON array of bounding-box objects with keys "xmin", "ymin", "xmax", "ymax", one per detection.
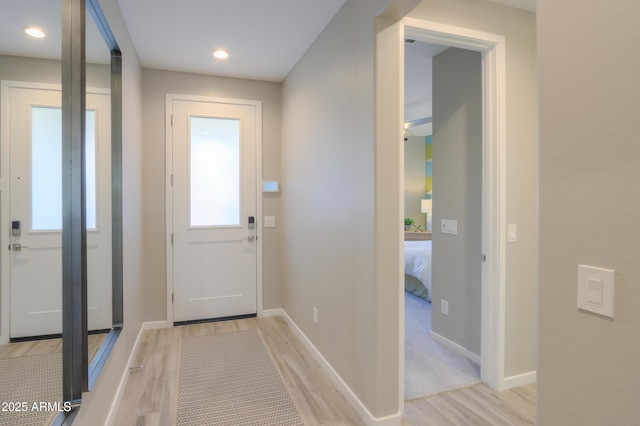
[{"xmin": 404, "ymin": 240, "xmax": 432, "ymax": 301}]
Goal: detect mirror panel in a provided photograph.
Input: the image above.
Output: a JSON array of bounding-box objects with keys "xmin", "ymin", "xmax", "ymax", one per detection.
[{"xmin": 0, "ymin": 0, "xmax": 122, "ymax": 421}]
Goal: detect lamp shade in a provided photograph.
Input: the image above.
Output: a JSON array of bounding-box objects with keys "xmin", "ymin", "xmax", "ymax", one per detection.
[{"xmin": 421, "ymin": 199, "xmax": 432, "ymax": 214}]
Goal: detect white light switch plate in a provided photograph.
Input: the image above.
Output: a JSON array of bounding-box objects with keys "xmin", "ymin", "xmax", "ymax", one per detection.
[
  {"xmin": 441, "ymin": 219, "xmax": 458, "ymax": 235},
  {"xmin": 508, "ymin": 224, "xmax": 517, "ymax": 242},
  {"xmin": 577, "ymin": 264, "xmax": 615, "ymax": 318},
  {"xmin": 264, "ymin": 216, "xmax": 276, "ymax": 228}
]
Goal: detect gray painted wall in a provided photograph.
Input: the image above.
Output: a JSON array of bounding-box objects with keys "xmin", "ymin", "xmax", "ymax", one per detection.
[
  {"xmin": 431, "ymin": 47, "xmax": 482, "ymax": 356},
  {"xmin": 140, "ymin": 69, "xmax": 283, "ymax": 321},
  {"xmin": 408, "ymin": 0, "xmax": 538, "ymax": 378},
  {"xmin": 538, "ymin": 0, "xmax": 640, "ymax": 424}
]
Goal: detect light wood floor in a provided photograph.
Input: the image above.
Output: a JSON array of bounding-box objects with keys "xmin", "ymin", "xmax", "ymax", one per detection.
[
  {"xmin": 0, "ymin": 333, "xmax": 108, "ymax": 360},
  {"xmin": 404, "ymin": 383, "xmax": 536, "ymax": 425},
  {"xmin": 113, "ymin": 316, "xmax": 364, "ymax": 426},
  {"xmin": 113, "ymin": 315, "xmax": 536, "ymax": 425}
]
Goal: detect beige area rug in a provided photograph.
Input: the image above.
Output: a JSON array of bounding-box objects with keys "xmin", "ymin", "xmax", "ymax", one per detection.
[
  {"xmin": 174, "ymin": 330, "xmax": 304, "ymax": 426},
  {"xmin": 0, "ymin": 353, "xmax": 62, "ymax": 426}
]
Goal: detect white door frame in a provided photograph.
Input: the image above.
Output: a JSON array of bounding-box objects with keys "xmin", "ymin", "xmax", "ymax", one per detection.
[
  {"xmin": 400, "ymin": 18, "xmax": 507, "ymax": 394},
  {"xmin": 165, "ymin": 93, "xmax": 263, "ymax": 325}
]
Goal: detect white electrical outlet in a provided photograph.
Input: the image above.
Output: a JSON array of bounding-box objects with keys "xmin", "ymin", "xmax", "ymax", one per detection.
[
  {"xmin": 313, "ymin": 307, "xmax": 318, "ymax": 325},
  {"xmin": 441, "ymin": 299, "xmax": 449, "ymax": 316}
]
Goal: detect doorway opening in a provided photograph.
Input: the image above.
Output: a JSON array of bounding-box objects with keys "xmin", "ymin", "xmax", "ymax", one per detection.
[
  {"xmin": 403, "ymin": 39, "xmax": 484, "ymax": 400},
  {"xmin": 398, "ymin": 18, "xmax": 508, "ymax": 403}
]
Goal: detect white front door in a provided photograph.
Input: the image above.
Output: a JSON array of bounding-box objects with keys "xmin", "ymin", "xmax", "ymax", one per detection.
[
  {"xmin": 171, "ymin": 98, "xmax": 258, "ymax": 323},
  {"xmin": 5, "ymin": 84, "xmax": 112, "ymax": 338}
]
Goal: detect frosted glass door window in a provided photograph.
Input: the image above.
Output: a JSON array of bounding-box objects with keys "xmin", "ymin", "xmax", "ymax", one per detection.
[
  {"xmin": 190, "ymin": 117, "xmax": 241, "ymax": 227},
  {"xmin": 31, "ymin": 107, "xmax": 97, "ymax": 230}
]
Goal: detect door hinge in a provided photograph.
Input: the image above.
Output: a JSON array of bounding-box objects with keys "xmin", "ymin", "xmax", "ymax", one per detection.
[
  {"xmin": 481, "ymin": 254, "xmax": 487, "ymax": 263},
  {"xmin": 171, "ymin": 115, "xmax": 173, "ymax": 126},
  {"xmin": 172, "ymin": 293, "xmax": 174, "ymax": 304},
  {"xmin": 171, "ymin": 174, "xmax": 173, "ymax": 186},
  {"xmin": 171, "ymin": 234, "xmax": 174, "ymax": 245}
]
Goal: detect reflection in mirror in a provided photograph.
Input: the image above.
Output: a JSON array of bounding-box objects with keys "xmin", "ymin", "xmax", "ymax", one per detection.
[
  {"xmin": 85, "ymin": 0, "xmax": 113, "ymax": 371},
  {"xmin": 0, "ymin": 3, "xmax": 67, "ymax": 425},
  {"xmin": 0, "ymin": 1, "xmax": 121, "ymax": 423}
]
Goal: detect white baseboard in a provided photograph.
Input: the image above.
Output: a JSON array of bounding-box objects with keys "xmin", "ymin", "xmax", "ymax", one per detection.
[
  {"xmin": 259, "ymin": 308, "xmax": 284, "ymax": 318},
  {"xmin": 503, "ymin": 370, "xmax": 536, "ymax": 389},
  {"xmin": 142, "ymin": 320, "xmax": 169, "ymax": 330},
  {"xmin": 429, "ymin": 330, "xmax": 481, "ymax": 365},
  {"xmin": 279, "ymin": 310, "xmax": 401, "ymax": 426},
  {"xmin": 105, "ymin": 320, "xmax": 170, "ymax": 426}
]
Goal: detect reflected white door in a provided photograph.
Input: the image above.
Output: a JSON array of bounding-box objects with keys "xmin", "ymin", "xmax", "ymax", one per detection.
[
  {"xmin": 171, "ymin": 99, "xmax": 257, "ymax": 322},
  {"xmin": 8, "ymin": 86, "xmax": 112, "ymax": 338}
]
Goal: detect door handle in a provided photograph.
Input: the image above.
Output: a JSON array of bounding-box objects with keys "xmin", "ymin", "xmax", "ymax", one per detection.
[
  {"xmin": 243, "ymin": 235, "xmax": 256, "ymax": 242},
  {"xmin": 10, "ymin": 243, "xmax": 28, "ymax": 252}
]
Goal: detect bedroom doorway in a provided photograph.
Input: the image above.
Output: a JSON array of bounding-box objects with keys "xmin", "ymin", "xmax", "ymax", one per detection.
[
  {"xmin": 398, "ymin": 17, "xmax": 508, "ymax": 400},
  {"xmin": 403, "ymin": 40, "xmax": 483, "ymax": 400}
]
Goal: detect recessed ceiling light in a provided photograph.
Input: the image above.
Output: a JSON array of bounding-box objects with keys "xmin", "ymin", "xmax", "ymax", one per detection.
[
  {"xmin": 213, "ymin": 50, "xmax": 229, "ymax": 60},
  {"xmin": 25, "ymin": 27, "xmax": 46, "ymax": 39}
]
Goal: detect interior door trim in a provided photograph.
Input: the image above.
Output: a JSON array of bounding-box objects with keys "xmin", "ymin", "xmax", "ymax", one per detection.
[{"xmin": 164, "ymin": 94, "xmax": 263, "ymax": 325}]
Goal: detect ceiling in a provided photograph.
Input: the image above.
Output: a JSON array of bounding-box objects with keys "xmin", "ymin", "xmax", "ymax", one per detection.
[
  {"xmin": 1, "ymin": 0, "xmax": 535, "ymax": 83},
  {"xmin": 404, "ymin": 41, "xmax": 448, "ymax": 137},
  {"xmin": 2, "ymin": 0, "xmax": 535, "ymax": 135},
  {"xmin": 487, "ymin": 0, "xmax": 535, "ymax": 12},
  {"xmin": 0, "ymin": 1, "xmax": 111, "ymax": 64},
  {"xmin": 117, "ymin": 0, "xmax": 347, "ymax": 82},
  {"xmin": 114, "ymin": 0, "xmax": 533, "ymax": 82}
]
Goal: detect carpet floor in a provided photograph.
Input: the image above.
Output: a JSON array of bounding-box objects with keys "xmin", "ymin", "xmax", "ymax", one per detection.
[
  {"xmin": 0, "ymin": 353, "xmax": 61, "ymax": 426},
  {"xmin": 405, "ymin": 291, "xmax": 481, "ymax": 400}
]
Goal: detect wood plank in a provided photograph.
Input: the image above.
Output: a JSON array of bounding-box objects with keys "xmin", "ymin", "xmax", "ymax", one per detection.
[
  {"xmin": 404, "ymin": 383, "xmax": 537, "ymax": 426},
  {"xmin": 113, "ymin": 316, "xmax": 363, "ymax": 425}
]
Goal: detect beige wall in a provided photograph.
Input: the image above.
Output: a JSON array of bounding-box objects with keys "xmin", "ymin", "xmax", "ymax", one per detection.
[
  {"xmin": 408, "ymin": 0, "xmax": 538, "ymax": 378},
  {"xmin": 538, "ymin": 0, "xmax": 640, "ymax": 424},
  {"xmin": 0, "ymin": 55, "xmax": 110, "ymax": 88},
  {"xmin": 431, "ymin": 47, "xmax": 482, "ymax": 356},
  {"xmin": 141, "ymin": 69, "xmax": 282, "ymax": 321},
  {"xmin": 74, "ymin": 0, "xmax": 145, "ymax": 423},
  {"xmin": 404, "ymin": 135, "xmax": 426, "ymax": 229}
]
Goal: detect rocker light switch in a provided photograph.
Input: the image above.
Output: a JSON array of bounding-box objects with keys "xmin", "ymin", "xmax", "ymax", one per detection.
[
  {"xmin": 586, "ymin": 278, "xmax": 603, "ymax": 305},
  {"xmin": 578, "ymin": 264, "xmax": 615, "ymax": 318}
]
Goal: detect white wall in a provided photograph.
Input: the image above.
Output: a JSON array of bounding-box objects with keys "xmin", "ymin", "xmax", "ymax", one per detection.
[
  {"xmin": 407, "ymin": 0, "xmax": 538, "ymax": 378},
  {"xmin": 538, "ymin": 0, "xmax": 640, "ymax": 424},
  {"xmin": 431, "ymin": 47, "xmax": 482, "ymax": 356},
  {"xmin": 73, "ymin": 0, "xmax": 145, "ymax": 423},
  {"xmin": 140, "ymin": 69, "xmax": 282, "ymax": 321}
]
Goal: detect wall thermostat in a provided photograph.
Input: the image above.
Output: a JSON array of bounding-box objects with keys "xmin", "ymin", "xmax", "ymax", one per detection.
[{"xmin": 263, "ymin": 181, "xmax": 279, "ymax": 193}]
